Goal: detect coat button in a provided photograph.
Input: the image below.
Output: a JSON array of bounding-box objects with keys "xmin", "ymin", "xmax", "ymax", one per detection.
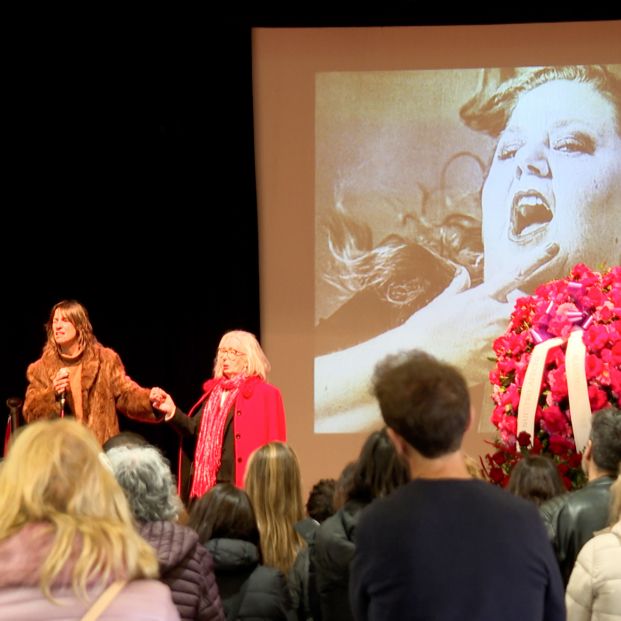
[
  {"xmin": 237, "ymin": 457, "xmax": 242, "ymax": 463},
  {"xmin": 236, "ymin": 410, "xmax": 241, "ymax": 416},
  {"xmin": 235, "ymin": 433, "xmax": 241, "ymax": 440}
]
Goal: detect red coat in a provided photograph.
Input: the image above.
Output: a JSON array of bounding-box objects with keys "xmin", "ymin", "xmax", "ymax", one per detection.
[{"xmin": 173, "ymin": 375, "xmax": 286, "ymax": 498}]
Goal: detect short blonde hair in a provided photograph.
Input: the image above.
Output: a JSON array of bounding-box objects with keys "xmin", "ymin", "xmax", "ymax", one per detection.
[
  {"xmin": 0, "ymin": 419, "xmax": 159, "ymax": 601},
  {"xmin": 244, "ymin": 442, "xmax": 305, "ymax": 575},
  {"xmin": 213, "ymin": 330, "xmax": 271, "ymax": 380}
]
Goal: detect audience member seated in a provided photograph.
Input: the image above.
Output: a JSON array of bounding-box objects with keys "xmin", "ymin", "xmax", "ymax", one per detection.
[
  {"xmin": 188, "ymin": 483, "xmax": 293, "ymax": 620},
  {"xmin": 310, "ymin": 428, "xmax": 410, "ymax": 621},
  {"xmin": 566, "ymin": 467, "xmax": 621, "ymax": 620},
  {"xmin": 541, "ymin": 407, "xmax": 621, "ymax": 585},
  {"xmin": 508, "ymin": 455, "xmax": 566, "ymax": 506},
  {"xmin": 0, "ymin": 418, "xmax": 180, "ymax": 620},
  {"xmin": 107, "ymin": 445, "xmax": 225, "ymax": 621}
]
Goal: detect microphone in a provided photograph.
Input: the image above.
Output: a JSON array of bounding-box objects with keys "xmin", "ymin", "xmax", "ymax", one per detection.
[{"xmin": 57, "ymin": 367, "xmax": 68, "ymax": 418}]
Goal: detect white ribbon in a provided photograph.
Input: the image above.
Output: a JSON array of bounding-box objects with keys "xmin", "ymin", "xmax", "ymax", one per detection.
[{"xmin": 516, "ymin": 329, "xmax": 591, "ymax": 453}]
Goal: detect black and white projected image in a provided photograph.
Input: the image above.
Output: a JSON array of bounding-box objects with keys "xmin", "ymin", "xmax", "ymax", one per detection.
[{"xmin": 314, "ymin": 64, "xmax": 621, "ymax": 432}]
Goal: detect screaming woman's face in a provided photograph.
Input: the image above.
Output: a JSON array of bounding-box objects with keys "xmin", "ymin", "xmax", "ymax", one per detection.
[{"xmin": 482, "ymin": 79, "xmax": 621, "ymax": 290}]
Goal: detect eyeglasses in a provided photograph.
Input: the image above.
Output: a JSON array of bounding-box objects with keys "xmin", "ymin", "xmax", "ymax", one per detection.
[{"xmin": 218, "ymin": 347, "xmax": 245, "ymax": 359}]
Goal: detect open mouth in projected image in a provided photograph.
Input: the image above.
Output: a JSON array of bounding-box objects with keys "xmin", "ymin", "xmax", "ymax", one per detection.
[{"xmin": 509, "ymin": 190, "xmax": 554, "ymax": 243}]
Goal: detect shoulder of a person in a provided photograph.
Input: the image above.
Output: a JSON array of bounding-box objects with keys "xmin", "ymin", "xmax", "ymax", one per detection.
[
  {"xmin": 471, "ymin": 480, "xmax": 545, "ymax": 523},
  {"xmin": 248, "ymin": 564, "xmax": 289, "ymax": 593},
  {"xmin": 316, "ymin": 506, "xmax": 361, "ymax": 544},
  {"xmin": 141, "ymin": 520, "xmax": 199, "ymax": 552},
  {"xmin": 240, "ymin": 376, "xmax": 279, "ymax": 397},
  {"xmin": 540, "ymin": 492, "xmax": 569, "ymax": 520},
  {"xmin": 35, "ymin": 347, "xmax": 59, "ymax": 369},
  {"xmin": 94, "ymin": 343, "xmax": 121, "ymax": 362},
  {"xmin": 560, "ymin": 480, "xmax": 611, "ymax": 517},
  {"xmin": 584, "ymin": 524, "xmax": 621, "ymax": 553},
  {"xmin": 26, "ymin": 356, "xmax": 46, "ymax": 376},
  {"xmin": 116, "ymin": 579, "xmax": 178, "ymax": 616}
]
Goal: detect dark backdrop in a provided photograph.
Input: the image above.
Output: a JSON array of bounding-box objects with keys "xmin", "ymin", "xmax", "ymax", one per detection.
[{"xmin": 2, "ymin": 9, "xmax": 618, "ymax": 462}]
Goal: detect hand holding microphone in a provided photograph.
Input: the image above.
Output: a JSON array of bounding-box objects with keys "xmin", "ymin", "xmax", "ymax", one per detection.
[{"xmin": 53, "ymin": 368, "xmax": 70, "ymax": 416}]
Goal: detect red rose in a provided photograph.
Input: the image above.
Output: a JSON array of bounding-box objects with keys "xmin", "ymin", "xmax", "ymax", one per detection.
[
  {"xmin": 486, "ymin": 264, "xmax": 620, "ymax": 490},
  {"xmin": 588, "ymin": 385, "xmax": 609, "ymax": 411}
]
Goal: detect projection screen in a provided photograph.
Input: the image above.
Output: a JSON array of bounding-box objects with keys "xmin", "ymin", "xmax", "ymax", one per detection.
[{"xmin": 253, "ymin": 21, "xmax": 621, "ymax": 492}]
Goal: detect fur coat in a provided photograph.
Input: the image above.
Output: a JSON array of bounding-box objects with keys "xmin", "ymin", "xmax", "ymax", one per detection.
[{"xmin": 23, "ymin": 342, "xmax": 157, "ymax": 444}]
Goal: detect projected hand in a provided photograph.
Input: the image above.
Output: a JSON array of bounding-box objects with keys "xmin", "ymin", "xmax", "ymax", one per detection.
[{"xmin": 402, "ymin": 242, "xmax": 559, "ymax": 383}]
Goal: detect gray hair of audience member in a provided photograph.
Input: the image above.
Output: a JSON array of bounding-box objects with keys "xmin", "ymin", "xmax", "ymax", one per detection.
[
  {"xmin": 590, "ymin": 407, "xmax": 621, "ymax": 475},
  {"xmin": 372, "ymin": 350, "xmax": 470, "ymax": 458},
  {"xmin": 106, "ymin": 445, "xmax": 183, "ymax": 522},
  {"xmin": 102, "ymin": 431, "xmax": 149, "ymax": 453}
]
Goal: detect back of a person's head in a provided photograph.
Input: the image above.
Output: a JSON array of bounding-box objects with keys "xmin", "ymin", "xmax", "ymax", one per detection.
[
  {"xmin": 508, "ymin": 455, "xmax": 566, "ymax": 506},
  {"xmin": 244, "ymin": 442, "xmax": 305, "ymax": 574},
  {"xmin": 245, "ymin": 442, "xmax": 305, "ymax": 524},
  {"xmin": 334, "ymin": 462, "xmax": 356, "ymax": 509},
  {"xmin": 188, "ymin": 483, "xmax": 260, "ymax": 549},
  {"xmin": 372, "ymin": 350, "xmax": 470, "ymax": 458},
  {"xmin": 0, "ymin": 419, "xmax": 158, "ymax": 598},
  {"xmin": 590, "ymin": 407, "xmax": 621, "ymax": 474},
  {"xmin": 106, "ymin": 445, "xmax": 182, "ymax": 522},
  {"xmin": 348, "ymin": 428, "xmax": 410, "ymax": 504},
  {"xmin": 102, "ymin": 431, "xmax": 149, "ymax": 453},
  {"xmin": 0, "ymin": 419, "xmax": 128, "ymax": 526},
  {"xmin": 306, "ymin": 478, "xmax": 337, "ymax": 523}
]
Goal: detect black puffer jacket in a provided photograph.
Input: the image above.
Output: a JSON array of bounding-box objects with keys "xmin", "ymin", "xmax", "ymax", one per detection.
[
  {"xmin": 290, "ymin": 518, "xmax": 319, "ymax": 621},
  {"xmin": 309, "ymin": 500, "xmax": 367, "ymax": 621},
  {"xmin": 207, "ymin": 537, "xmax": 293, "ymax": 620},
  {"xmin": 140, "ymin": 521, "xmax": 225, "ymax": 621}
]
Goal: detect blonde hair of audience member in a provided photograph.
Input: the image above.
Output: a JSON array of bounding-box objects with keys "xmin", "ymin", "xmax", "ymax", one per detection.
[
  {"xmin": 0, "ymin": 419, "xmax": 159, "ymax": 601},
  {"xmin": 244, "ymin": 442, "xmax": 305, "ymax": 575},
  {"xmin": 464, "ymin": 453, "xmax": 485, "ymax": 480},
  {"xmin": 213, "ymin": 330, "xmax": 271, "ymax": 380}
]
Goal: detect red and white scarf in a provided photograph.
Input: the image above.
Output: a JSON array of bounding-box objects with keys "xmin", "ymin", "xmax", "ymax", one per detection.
[{"xmin": 190, "ymin": 375, "xmax": 245, "ymax": 498}]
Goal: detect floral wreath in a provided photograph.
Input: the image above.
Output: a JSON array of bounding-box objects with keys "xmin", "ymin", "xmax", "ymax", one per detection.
[{"xmin": 483, "ymin": 263, "xmax": 621, "ymax": 490}]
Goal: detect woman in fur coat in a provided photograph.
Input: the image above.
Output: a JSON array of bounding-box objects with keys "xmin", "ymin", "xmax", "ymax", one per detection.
[{"xmin": 23, "ymin": 299, "xmax": 166, "ymax": 445}]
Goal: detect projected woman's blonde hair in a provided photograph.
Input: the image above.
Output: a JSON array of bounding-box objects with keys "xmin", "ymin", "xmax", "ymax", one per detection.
[
  {"xmin": 461, "ymin": 64, "xmax": 621, "ymax": 137},
  {"xmin": 0, "ymin": 419, "xmax": 159, "ymax": 601},
  {"xmin": 244, "ymin": 442, "xmax": 305, "ymax": 575}
]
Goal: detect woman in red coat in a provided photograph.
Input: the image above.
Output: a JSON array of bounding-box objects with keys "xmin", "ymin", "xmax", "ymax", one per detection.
[{"xmin": 153, "ymin": 330, "xmax": 286, "ymax": 502}]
